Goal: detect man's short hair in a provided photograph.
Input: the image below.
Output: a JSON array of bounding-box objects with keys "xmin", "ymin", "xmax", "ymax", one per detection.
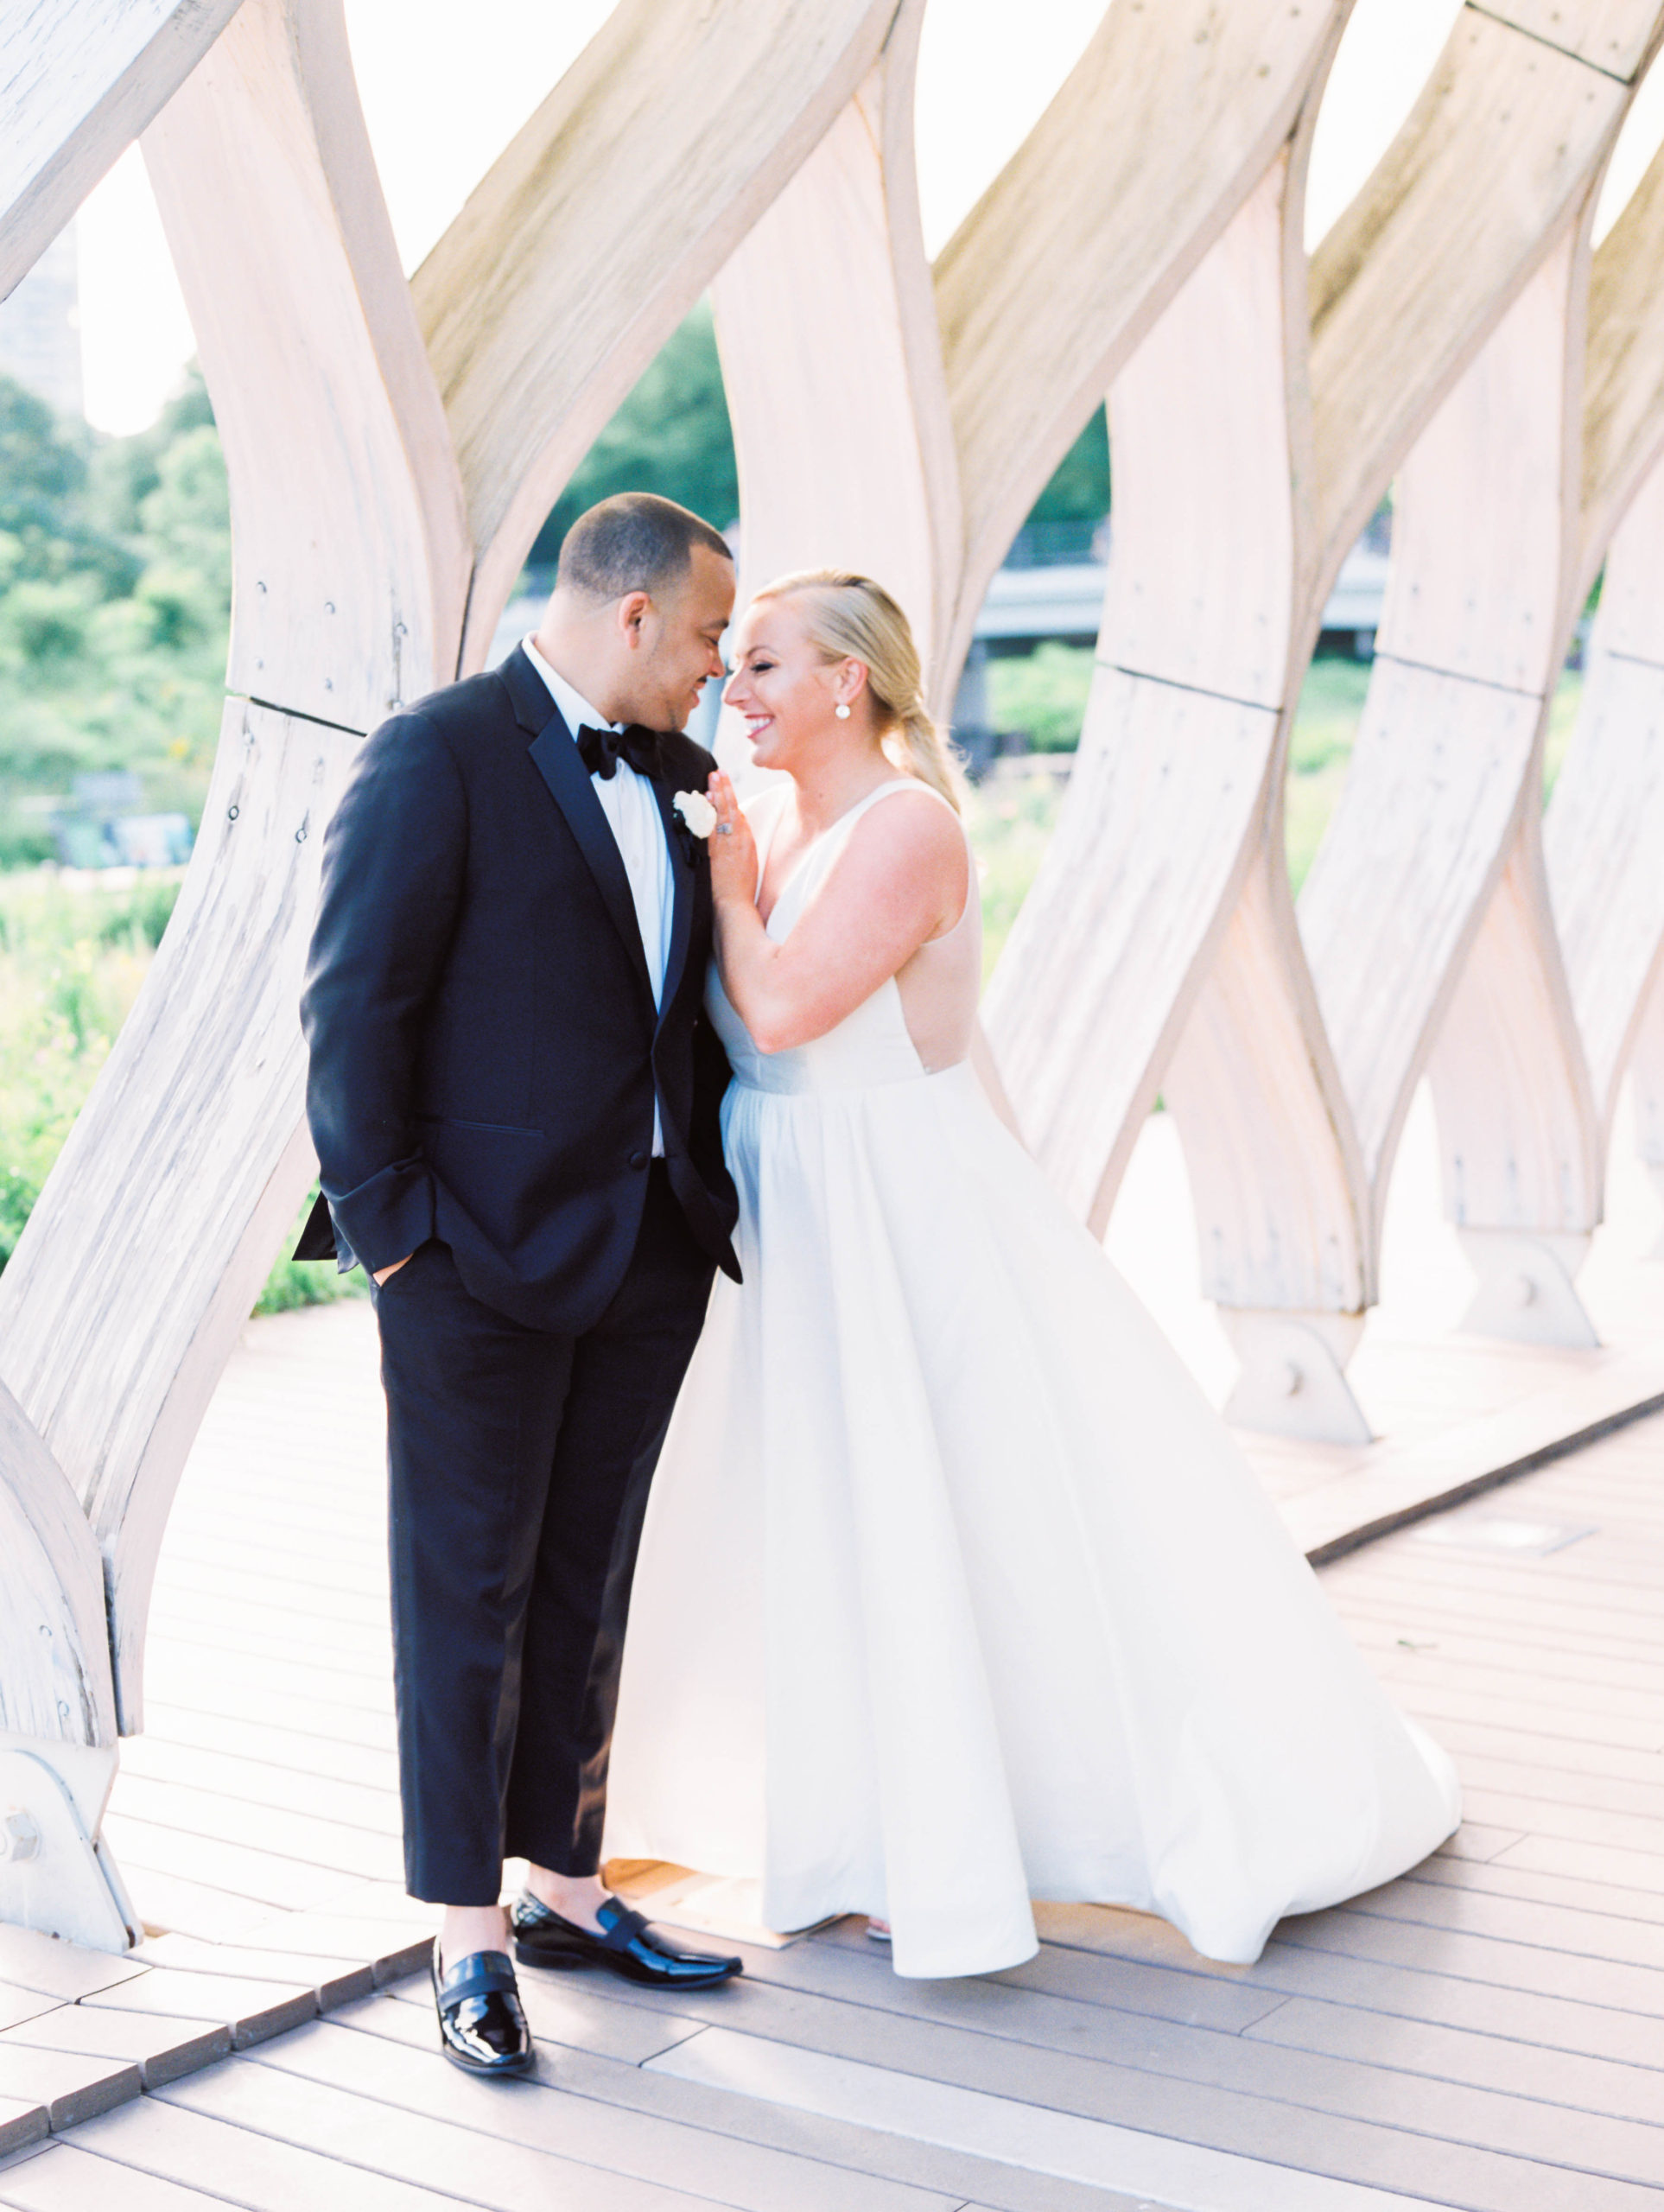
[{"xmin": 555, "ymin": 493, "xmax": 733, "ymax": 602}]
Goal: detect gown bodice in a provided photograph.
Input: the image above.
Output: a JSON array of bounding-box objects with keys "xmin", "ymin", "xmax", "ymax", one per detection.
[{"xmin": 706, "ymin": 779, "xmax": 981, "ymax": 1096}]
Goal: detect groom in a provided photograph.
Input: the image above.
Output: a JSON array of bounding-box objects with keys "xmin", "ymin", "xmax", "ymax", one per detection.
[{"xmin": 298, "ymin": 493, "xmax": 744, "ymax": 2075}]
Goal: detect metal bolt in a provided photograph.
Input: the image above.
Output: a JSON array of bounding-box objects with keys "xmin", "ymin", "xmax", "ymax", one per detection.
[
  {"xmin": 1510, "ymin": 1274, "xmax": 1537, "ymax": 1309},
  {"xmin": 324, "ymin": 601, "xmax": 336, "ymax": 615},
  {"xmin": 0, "ymin": 1810, "xmax": 40, "ymax": 1863},
  {"xmin": 1280, "ymin": 1362, "xmax": 1303, "ymax": 1397}
]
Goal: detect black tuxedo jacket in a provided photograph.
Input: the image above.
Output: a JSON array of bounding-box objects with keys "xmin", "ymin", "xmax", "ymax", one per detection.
[{"xmin": 296, "ymin": 644, "xmax": 740, "ymax": 1333}]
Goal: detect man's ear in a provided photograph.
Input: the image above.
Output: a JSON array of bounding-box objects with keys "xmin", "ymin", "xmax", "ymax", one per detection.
[{"xmin": 617, "ymin": 590, "xmax": 653, "ymax": 649}]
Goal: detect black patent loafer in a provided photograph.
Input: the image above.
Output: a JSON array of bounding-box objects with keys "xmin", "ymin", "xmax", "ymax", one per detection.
[
  {"xmin": 430, "ymin": 1942, "xmax": 534, "ymax": 2075},
  {"xmin": 511, "ymin": 1891, "xmax": 741, "ymax": 1988}
]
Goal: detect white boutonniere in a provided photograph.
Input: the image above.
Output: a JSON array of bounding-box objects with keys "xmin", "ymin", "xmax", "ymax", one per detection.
[{"xmin": 673, "ymin": 790, "xmax": 718, "ymax": 838}]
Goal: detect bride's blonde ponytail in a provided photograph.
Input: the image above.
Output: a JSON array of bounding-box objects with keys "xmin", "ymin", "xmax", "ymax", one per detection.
[{"xmin": 753, "ymin": 569, "xmax": 966, "ymax": 814}]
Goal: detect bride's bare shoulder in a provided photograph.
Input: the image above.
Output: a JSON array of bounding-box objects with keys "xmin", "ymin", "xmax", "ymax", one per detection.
[{"xmin": 844, "ymin": 782, "xmax": 966, "ymax": 880}]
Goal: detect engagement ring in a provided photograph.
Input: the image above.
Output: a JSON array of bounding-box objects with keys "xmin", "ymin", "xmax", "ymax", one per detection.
[{"xmin": 717, "ymin": 822, "xmax": 733, "ymax": 835}]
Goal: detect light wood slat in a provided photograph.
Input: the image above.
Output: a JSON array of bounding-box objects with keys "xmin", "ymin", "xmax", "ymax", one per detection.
[
  {"xmin": 556, "ymin": 1959, "xmax": 1664, "ymax": 2197},
  {"xmin": 648, "ymin": 2018, "xmax": 1655, "ymax": 2212},
  {"xmin": 415, "ymin": 0, "xmax": 898, "ymax": 666},
  {"xmin": 0, "ymin": 0, "xmax": 242, "ymax": 299},
  {"xmin": 1407, "ymin": 1853, "xmax": 1664, "ymax": 1929},
  {"xmin": 105, "ymin": 1779, "xmax": 400, "ymax": 1884},
  {"xmin": 1276, "ymin": 1899, "xmax": 1664, "ymax": 2012},
  {"xmin": 1308, "ymin": 9, "xmax": 1629, "ymax": 583},
  {"xmin": 119, "ymin": 1739, "xmax": 397, "ymax": 1837},
  {"xmin": 694, "ymin": 1926, "xmax": 1664, "ymax": 2158},
  {"xmin": 262, "ymin": 2009, "xmax": 960, "ymax": 2212},
  {"xmin": 711, "ymin": 1, "xmax": 954, "ymax": 677},
  {"xmin": 98, "ymin": 1816, "xmax": 360, "ymax": 1915},
  {"xmin": 136, "ymin": 1707, "xmax": 398, "ymax": 1790},
  {"xmin": 364, "ymin": 1992, "xmax": 1142, "ymax": 2212},
  {"xmin": 1013, "ymin": 1929, "xmax": 1664, "ymax": 2072},
  {"xmin": 0, "ymin": 2139, "xmax": 237, "ymax": 2211},
  {"xmin": 935, "ymin": 0, "xmax": 1349, "ymax": 690},
  {"xmin": 1504, "ymin": 0, "xmax": 1663, "ymax": 73},
  {"xmin": 1351, "ymin": 1867, "xmax": 1664, "ymax": 1955},
  {"xmin": 62, "ymin": 2094, "xmax": 467, "ymax": 2210},
  {"xmin": 158, "ymin": 2056, "xmax": 767, "ymax": 2212},
  {"xmin": 1243, "ymin": 1993, "xmax": 1662, "ymax": 2122},
  {"xmin": 1343, "ymin": 1617, "xmax": 1664, "ymax": 1696},
  {"xmin": 662, "ymin": 1915, "xmax": 1287, "ymax": 2044},
  {"xmin": 1330, "ymin": 1578, "xmax": 1664, "ymax": 1656}
]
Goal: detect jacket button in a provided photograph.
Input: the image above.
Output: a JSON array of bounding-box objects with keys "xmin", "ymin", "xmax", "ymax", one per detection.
[{"xmin": 628, "ymin": 1150, "xmax": 648, "ymax": 1170}]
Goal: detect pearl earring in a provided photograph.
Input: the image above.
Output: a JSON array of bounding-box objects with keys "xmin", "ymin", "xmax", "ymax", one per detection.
[{"xmin": 834, "ymin": 702, "xmax": 851, "ymax": 720}]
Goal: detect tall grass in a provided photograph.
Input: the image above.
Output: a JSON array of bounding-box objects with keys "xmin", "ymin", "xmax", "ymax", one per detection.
[{"xmin": 0, "ymin": 868, "xmax": 361, "ymax": 1314}]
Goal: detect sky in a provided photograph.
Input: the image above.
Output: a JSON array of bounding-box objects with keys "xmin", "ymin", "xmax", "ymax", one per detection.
[{"xmin": 71, "ymin": 0, "xmax": 1664, "ymax": 436}]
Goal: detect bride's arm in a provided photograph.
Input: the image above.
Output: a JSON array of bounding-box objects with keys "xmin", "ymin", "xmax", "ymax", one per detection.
[{"xmin": 705, "ymin": 771, "xmax": 967, "ymax": 1055}]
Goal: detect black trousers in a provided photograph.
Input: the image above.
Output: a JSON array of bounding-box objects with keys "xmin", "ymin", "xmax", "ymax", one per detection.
[{"xmin": 373, "ymin": 1163, "xmax": 715, "ymax": 1904}]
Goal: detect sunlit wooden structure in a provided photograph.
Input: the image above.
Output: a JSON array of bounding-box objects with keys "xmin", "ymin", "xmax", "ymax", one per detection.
[{"xmin": 5, "ymin": 0, "xmax": 1664, "ymax": 1952}]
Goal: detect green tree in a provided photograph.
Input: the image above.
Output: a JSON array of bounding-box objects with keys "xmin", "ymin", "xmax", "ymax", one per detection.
[{"xmin": 530, "ymin": 302, "xmax": 739, "ymax": 561}]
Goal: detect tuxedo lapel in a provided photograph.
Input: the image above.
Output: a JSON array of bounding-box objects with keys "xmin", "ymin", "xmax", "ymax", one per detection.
[
  {"xmin": 505, "ymin": 648, "xmax": 656, "ymax": 1007},
  {"xmin": 649, "ymin": 774, "xmax": 696, "ymax": 1024}
]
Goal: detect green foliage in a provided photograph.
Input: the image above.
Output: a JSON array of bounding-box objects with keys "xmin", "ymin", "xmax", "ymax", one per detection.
[
  {"xmin": 1026, "ymin": 406, "xmax": 1110, "ymax": 525},
  {"xmin": 0, "ymin": 368, "xmax": 228, "ymax": 855},
  {"xmin": 988, "ymin": 640, "xmax": 1095, "ymax": 752},
  {"xmin": 532, "ymin": 302, "xmax": 740, "ymax": 558},
  {"xmin": 528, "ymin": 306, "xmax": 1109, "ymax": 563},
  {"xmin": 0, "ymin": 872, "xmax": 359, "ymax": 1315}
]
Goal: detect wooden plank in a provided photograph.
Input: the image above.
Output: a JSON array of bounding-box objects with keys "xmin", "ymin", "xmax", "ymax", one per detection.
[
  {"xmin": 936, "ymin": 0, "xmax": 1347, "ymax": 689},
  {"xmin": 1016, "ymin": 1929, "xmax": 1664, "ymax": 2071},
  {"xmin": 360, "ymin": 1985, "xmax": 1140, "ymax": 2212},
  {"xmin": 0, "ymin": 1932, "xmax": 145, "ymax": 2006},
  {"xmin": 117, "ymin": 1739, "xmax": 398, "ymax": 1837},
  {"xmin": 99, "ymin": 1814, "xmax": 365, "ymax": 1916},
  {"xmin": 0, "ymin": 0, "xmax": 242, "ymax": 299},
  {"xmin": 0, "ymin": 2140, "xmax": 233, "ymax": 2210},
  {"xmin": 0, "ymin": 2002, "xmax": 231, "ymax": 2089},
  {"xmin": 1244, "ymin": 1993, "xmax": 1664, "ymax": 2122},
  {"xmin": 556, "ymin": 1961, "xmax": 1664, "ymax": 2199},
  {"xmin": 711, "ymin": 3, "xmax": 955, "ymax": 676},
  {"xmin": 1308, "ymin": 9, "xmax": 1626, "ymax": 582},
  {"xmin": 61, "ymin": 2094, "xmax": 466, "ymax": 2210},
  {"xmin": 650, "ymin": 2023, "xmax": 1635, "ymax": 2212},
  {"xmin": 0, "ymin": 2048, "xmax": 138, "ymax": 2131},
  {"xmin": 262, "ymin": 2009, "xmax": 960, "ymax": 2212},
  {"xmin": 158, "ymin": 2055, "xmax": 757, "ymax": 2211},
  {"xmin": 416, "ymin": 0, "xmax": 897, "ymax": 665}
]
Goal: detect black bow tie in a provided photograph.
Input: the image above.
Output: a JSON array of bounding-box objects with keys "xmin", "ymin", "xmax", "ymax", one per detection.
[{"xmin": 575, "ymin": 723, "xmax": 664, "ymax": 781}]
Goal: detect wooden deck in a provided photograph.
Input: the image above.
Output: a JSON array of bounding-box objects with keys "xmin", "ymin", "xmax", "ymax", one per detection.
[{"xmin": 0, "ymin": 1297, "xmax": 1661, "ymax": 2208}]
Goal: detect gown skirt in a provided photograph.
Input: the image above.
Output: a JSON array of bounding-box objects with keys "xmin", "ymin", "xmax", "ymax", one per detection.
[{"xmin": 604, "ymin": 800, "xmax": 1460, "ymax": 1980}]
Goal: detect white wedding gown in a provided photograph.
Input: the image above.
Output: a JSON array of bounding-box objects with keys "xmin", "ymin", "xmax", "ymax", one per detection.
[{"xmin": 604, "ymin": 779, "xmax": 1460, "ymax": 1979}]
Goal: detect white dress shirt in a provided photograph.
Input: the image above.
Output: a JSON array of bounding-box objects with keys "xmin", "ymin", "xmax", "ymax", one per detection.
[{"xmin": 522, "ymin": 635, "xmax": 672, "ymax": 1154}]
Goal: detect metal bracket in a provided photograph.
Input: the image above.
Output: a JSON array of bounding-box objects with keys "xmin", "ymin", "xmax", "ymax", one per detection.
[
  {"xmin": 0, "ymin": 1741, "xmax": 138, "ymax": 1953},
  {"xmin": 1221, "ymin": 1310, "xmax": 1373, "ymax": 1446},
  {"xmin": 1456, "ymin": 1229, "xmax": 1599, "ymax": 1349}
]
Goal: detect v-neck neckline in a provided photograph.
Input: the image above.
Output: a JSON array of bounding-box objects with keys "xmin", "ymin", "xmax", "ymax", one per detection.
[{"xmin": 755, "ymin": 779, "xmax": 910, "ymax": 928}]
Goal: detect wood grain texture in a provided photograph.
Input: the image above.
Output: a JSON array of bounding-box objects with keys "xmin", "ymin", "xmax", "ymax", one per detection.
[
  {"xmin": 0, "ymin": 0, "xmax": 470, "ymax": 1751},
  {"xmin": 0, "ymin": 1388, "xmax": 113, "ymax": 1749},
  {"xmin": 0, "ymin": 0, "xmax": 243, "ymax": 301},
  {"xmin": 710, "ymin": 0, "xmax": 956, "ymax": 677},
  {"xmin": 414, "ymin": 0, "xmax": 900, "ymax": 671},
  {"xmin": 933, "ymin": 0, "xmax": 1349, "ymax": 695},
  {"xmin": 1309, "ymin": 8, "xmax": 1629, "ymax": 591},
  {"xmin": 142, "ymin": 0, "xmax": 467, "ymax": 729}
]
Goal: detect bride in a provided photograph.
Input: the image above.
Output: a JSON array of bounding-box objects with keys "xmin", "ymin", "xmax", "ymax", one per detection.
[{"xmin": 603, "ymin": 569, "xmax": 1459, "ymax": 1980}]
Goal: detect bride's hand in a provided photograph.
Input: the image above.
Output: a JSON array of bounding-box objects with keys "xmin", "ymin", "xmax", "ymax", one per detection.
[{"xmin": 706, "ymin": 771, "xmax": 758, "ymax": 908}]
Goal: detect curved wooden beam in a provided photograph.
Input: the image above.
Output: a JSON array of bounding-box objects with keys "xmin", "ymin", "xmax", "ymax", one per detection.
[
  {"xmin": 0, "ymin": 0, "xmax": 244, "ymax": 300},
  {"xmin": 413, "ymin": 0, "xmax": 901, "ymax": 671},
  {"xmin": 933, "ymin": 0, "xmax": 1350, "ymax": 701},
  {"xmin": 1308, "ymin": 6, "xmax": 1637, "ymax": 591},
  {"xmin": 1304, "ymin": 228, "xmax": 1601, "ymax": 1308},
  {"xmin": 0, "ymin": 0, "xmax": 466, "ymax": 1732},
  {"xmin": 0, "ymin": 1385, "xmax": 113, "ymax": 1751},
  {"xmin": 710, "ymin": 0, "xmax": 955, "ymax": 667},
  {"xmin": 1544, "ymin": 137, "xmax": 1664, "ymax": 1180}
]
